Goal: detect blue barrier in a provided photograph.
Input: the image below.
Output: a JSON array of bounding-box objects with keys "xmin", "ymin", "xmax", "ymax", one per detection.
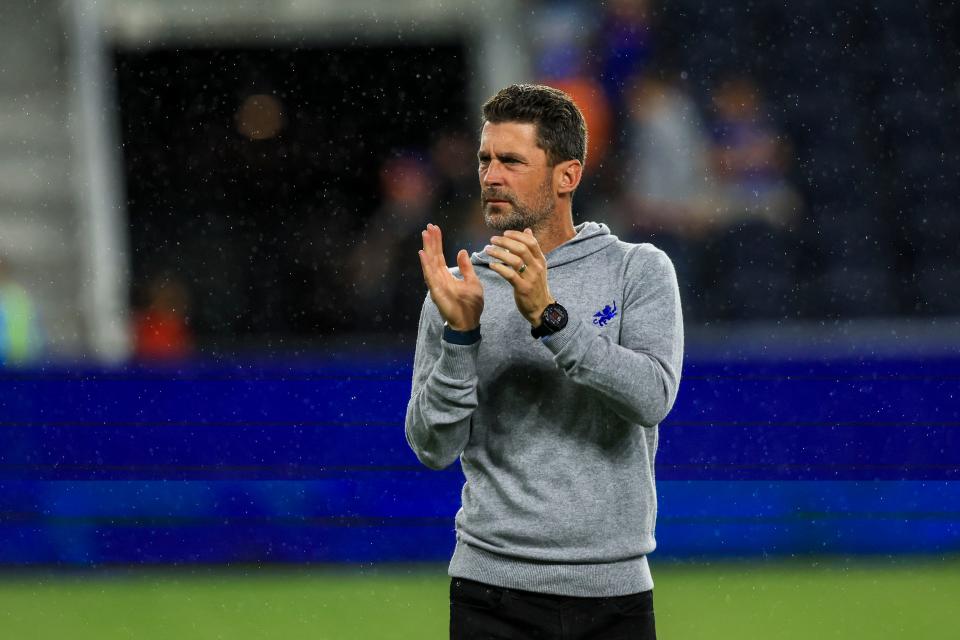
[{"xmin": 0, "ymin": 352, "xmax": 958, "ymax": 564}]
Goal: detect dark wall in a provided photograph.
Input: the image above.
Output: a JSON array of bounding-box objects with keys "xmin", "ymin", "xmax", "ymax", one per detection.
[{"xmin": 115, "ymin": 44, "xmax": 470, "ymax": 342}]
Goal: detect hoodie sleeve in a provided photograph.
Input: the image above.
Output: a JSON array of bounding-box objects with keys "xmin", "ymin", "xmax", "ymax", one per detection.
[
  {"xmin": 539, "ymin": 247, "xmax": 684, "ymax": 428},
  {"xmin": 404, "ymin": 294, "xmax": 481, "ymax": 469}
]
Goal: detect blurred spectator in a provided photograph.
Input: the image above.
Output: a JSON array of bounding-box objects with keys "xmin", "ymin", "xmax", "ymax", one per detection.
[
  {"xmin": 133, "ymin": 273, "xmax": 194, "ymax": 361},
  {"xmin": 430, "ymin": 130, "xmax": 477, "ymax": 224},
  {"xmin": 619, "ymin": 73, "xmax": 803, "ymax": 320},
  {"xmin": 548, "ymin": 76, "xmax": 614, "ymax": 171},
  {"xmin": 700, "ymin": 76, "xmax": 802, "ymax": 319},
  {"xmin": 708, "ymin": 76, "xmax": 800, "ymax": 228},
  {"xmin": 431, "ymin": 131, "xmax": 488, "ymax": 259},
  {"xmin": 616, "ymin": 72, "xmax": 715, "ymax": 318},
  {"xmin": 348, "ymin": 154, "xmax": 436, "ymax": 330},
  {"xmin": 596, "ymin": 0, "xmax": 654, "ymax": 111},
  {"xmin": 0, "ymin": 257, "xmax": 43, "ymax": 366},
  {"xmin": 622, "ymin": 72, "xmax": 715, "ymax": 239},
  {"xmin": 529, "ymin": 2, "xmax": 613, "ymax": 170},
  {"xmin": 530, "ymin": 1, "xmax": 598, "ymax": 81}
]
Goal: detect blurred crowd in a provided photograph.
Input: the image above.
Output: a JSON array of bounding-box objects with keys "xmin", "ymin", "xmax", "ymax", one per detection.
[
  {"xmin": 0, "ymin": 258, "xmax": 43, "ymax": 366},
  {"xmin": 333, "ymin": 74, "xmax": 802, "ymax": 331},
  {"xmin": 109, "ymin": 0, "xmax": 959, "ymax": 358},
  {"xmin": 326, "ymin": 0, "xmax": 958, "ymax": 338},
  {"xmin": 332, "ymin": 0, "xmax": 807, "ymax": 332}
]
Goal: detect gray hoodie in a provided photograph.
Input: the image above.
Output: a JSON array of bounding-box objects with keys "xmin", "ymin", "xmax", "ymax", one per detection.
[{"xmin": 405, "ymin": 221, "xmax": 684, "ymax": 597}]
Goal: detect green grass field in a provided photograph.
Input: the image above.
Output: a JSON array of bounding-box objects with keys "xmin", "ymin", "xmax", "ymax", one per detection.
[{"xmin": 0, "ymin": 556, "xmax": 956, "ymax": 639}]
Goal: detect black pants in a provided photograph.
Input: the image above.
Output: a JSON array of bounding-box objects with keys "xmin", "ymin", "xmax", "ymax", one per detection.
[{"xmin": 449, "ymin": 578, "xmax": 656, "ymax": 640}]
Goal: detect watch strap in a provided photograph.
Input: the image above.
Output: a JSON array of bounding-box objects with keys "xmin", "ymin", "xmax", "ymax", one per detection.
[{"xmin": 530, "ymin": 323, "xmax": 551, "ymax": 339}]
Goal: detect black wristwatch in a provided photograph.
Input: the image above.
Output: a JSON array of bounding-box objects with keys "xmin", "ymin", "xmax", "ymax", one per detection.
[{"xmin": 531, "ymin": 302, "xmax": 568, "ymax": 338}]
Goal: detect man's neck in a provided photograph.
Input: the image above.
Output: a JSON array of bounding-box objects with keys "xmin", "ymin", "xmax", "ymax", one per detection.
[{"xmin": 532, "ymin": 207, "xmax": 576, "ymax": 255}]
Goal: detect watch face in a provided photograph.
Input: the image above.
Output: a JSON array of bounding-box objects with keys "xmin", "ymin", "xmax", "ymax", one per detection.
[{"xmin": 544, "ymin": 304, "xmax": 568, "ymax": 330}]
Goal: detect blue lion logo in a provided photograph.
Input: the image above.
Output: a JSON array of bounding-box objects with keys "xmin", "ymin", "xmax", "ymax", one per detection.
[{"xmin": 592, "ymin": 301, "xmax": 618, "ymax": 327}]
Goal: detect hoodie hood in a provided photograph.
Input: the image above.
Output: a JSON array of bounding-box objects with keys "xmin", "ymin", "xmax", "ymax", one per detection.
[{"xmin": 471, "ymin": 221, "xmax": 619, "ymax": 269}]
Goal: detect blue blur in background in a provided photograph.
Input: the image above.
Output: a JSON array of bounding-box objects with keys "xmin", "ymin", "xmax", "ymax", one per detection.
[{"xmin": 1, "ymin": 351, "xmax": 958, "ymax": 565}]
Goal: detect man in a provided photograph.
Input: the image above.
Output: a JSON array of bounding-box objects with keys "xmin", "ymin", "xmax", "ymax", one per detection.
[
  {"xmin": 405, "ymin": 84, "xmax": 683, "ymax": 639},
  {"xmin": 0, "ymin": 257, "xmax": 43, "ymax": 366}
]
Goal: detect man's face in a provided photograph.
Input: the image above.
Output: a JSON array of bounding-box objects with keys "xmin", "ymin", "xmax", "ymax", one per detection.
[{"xmin": 477, "ymin": 121, "xmax": 555, "ymax": 232}]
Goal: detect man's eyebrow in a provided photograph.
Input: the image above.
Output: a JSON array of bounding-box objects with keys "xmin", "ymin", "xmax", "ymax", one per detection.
[{"xmin": 477, "ymin": 151, "xmax": 527, "ymax": 162}]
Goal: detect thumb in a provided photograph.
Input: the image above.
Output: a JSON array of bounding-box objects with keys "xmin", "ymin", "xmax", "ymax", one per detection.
[
  {"xmin": 524, "ymin": 227, "xmax": 534, "ymax": 236},
  {"xmin": 457, "ymin": 249, "xmax": 478, "ymax": 282}
]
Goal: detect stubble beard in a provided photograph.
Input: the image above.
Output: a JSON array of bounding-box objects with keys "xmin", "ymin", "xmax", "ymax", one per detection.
[{"xmin": 482, "ymin": 179, "xmax": 555, "ymax": 232}]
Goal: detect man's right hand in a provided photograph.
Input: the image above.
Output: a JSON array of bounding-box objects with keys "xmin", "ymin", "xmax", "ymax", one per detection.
[{"xmin": 418, "ymin": 223, "xmax": 484, "ymax": 331}]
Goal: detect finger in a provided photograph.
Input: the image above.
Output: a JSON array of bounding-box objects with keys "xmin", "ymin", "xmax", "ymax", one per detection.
[
  {"xmin": 504, "ymin": 229, "xmax": 545, "ymax": 260},
  {"xmin": 418, "ymin": 249, "xmax": 436, "ymax": 289},
  {"xmin": 523, "ymin": 228, "xmax": 541, "ymax": 248},
  {"xmin": 505, "ymin": 228, "xmax": 544, "ymax": 261},
  {"xmin": 428, "ymin": 223, "xmax": 441, "ymax": 253},
  {"xmin": 433, "ymin": 226, "xmax": 452, "ymax": 274},
  {"xmin": 427, "ymin": 224, "xmax": 448, "ymax": 274},
  {"xmin": 423, "ymin": 224, "xmax": 437, "ymax": 259},
  {"xmin": 422, "ymin": 227, "xmax": 437, "ymax": 262},
  {"xmin": 421, "ymin": 230, "xmax": 440, "ymax": 279},
  {"xmin": 422, "ymin": 228, "xmax": 451, "ymax": 286},
  {"xmin": 490, "ymin": 235, "xmax": 532, "ymax": 260},
  {"xmin": 457, "ymin": 249, "xmax": 479, "ymax": 283},
  {"xmin": 485, "ymin": 245, "xmax": 524, "ymax": 270},
  {"xmin": 488, "ymin": 261, "xmax": 519, "ymax": 286}
]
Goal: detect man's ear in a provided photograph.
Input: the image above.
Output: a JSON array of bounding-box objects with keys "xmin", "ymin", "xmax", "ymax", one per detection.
[{"xmin": 555, "ymin": 160, "xmax": 583, "ymax": 196}]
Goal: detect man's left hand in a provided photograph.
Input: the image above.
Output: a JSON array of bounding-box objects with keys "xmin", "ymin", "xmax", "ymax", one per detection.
[{"xmin": 486, "ymin": 228, "xmax": 555, "ymax": 327}]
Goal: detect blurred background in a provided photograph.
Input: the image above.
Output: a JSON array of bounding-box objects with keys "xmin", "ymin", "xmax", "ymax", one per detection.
[{"xmin": 1, "ymin": 0, "xmax": 958, "ymax": 637}]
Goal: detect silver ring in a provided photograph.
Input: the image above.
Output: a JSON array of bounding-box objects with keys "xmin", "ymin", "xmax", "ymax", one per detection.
[{"xmin": 517, "ymin": 263, "xmax": 527, "ymax": 274}]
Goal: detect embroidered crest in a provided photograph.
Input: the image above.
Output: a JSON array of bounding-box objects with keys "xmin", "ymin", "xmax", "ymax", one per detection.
[{"xmin": 592, "ymin": 301, "xmax": 618, "ymax": 327}]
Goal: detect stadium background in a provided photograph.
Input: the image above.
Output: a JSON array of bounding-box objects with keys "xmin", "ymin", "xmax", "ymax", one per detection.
[{"xmin": 1, "ymin": 0, "xmax": 958, "ymax": 637}]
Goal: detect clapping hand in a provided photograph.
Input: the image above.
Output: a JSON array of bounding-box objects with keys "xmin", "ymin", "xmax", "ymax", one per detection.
[
  {"xmin": 418, "ymin": 223, "xmax": 484, "ymax": 331},
  {"xmin": 485, "ymin": 228, "xmax": 555, "ymax": 328}
]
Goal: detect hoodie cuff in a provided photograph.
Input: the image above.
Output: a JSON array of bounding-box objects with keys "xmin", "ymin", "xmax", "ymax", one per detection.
[
  {"xmin": 540, "ymin": 316, "xmax": 588, "ymax": 363},
  {"xmin": 436, "ymin": 336, "xmax": 481, "ymax": 380},
  {"xmin": 443, "ymin": 323, "xmax": 482, "ymax": 345}
]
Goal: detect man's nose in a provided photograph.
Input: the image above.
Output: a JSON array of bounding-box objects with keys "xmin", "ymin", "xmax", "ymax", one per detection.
[{"xmin": 481, "ymin": 161, "xmax": 504, "ymax": 186}]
